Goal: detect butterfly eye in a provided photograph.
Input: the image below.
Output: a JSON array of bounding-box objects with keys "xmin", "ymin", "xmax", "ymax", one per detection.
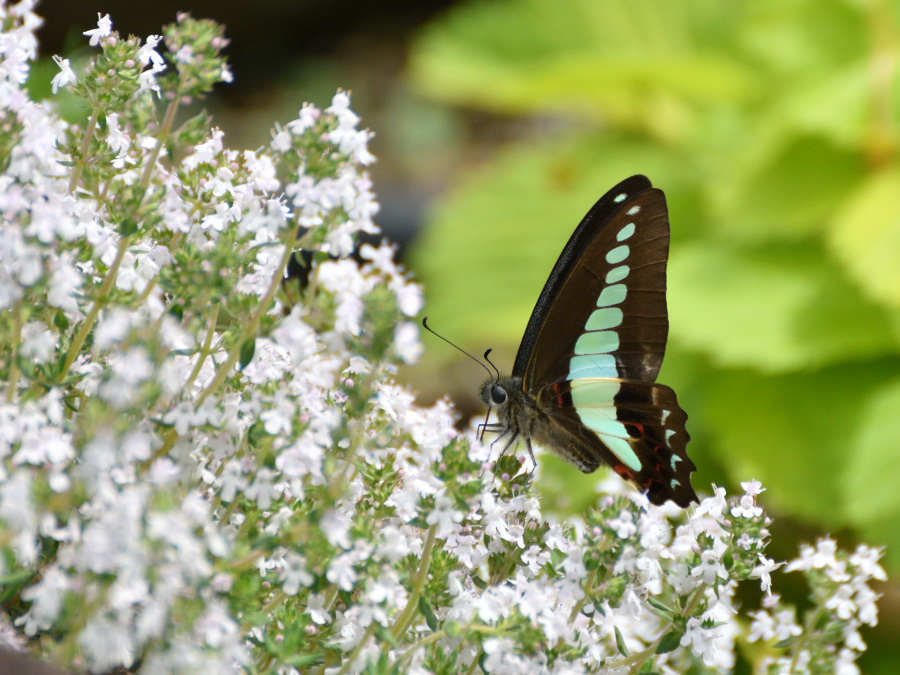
[{"xmin": 490, "ymin": 385, "xmax": 507, "ymax": 405}]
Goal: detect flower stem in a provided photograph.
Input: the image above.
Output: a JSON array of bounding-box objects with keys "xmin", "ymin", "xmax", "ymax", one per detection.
[
  {"xmin": 390, "ymin": 525, "xmax": 438, "ymax": 642},
  {"xmin": 68, "ymin": 108, "xmax": 99, "ymax": 194}
]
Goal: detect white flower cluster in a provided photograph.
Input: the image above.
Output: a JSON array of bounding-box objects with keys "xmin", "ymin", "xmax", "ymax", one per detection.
[{"xmin": 0, "ymin": 6, "xmax": 886, "ymax": 675}]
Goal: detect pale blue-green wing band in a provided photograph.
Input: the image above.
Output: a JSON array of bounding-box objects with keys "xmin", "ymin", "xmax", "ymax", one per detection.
[
  {"xmin": 596, "ymin": 284, "xmax": 627, "ymax": 308},
  {"xmin": 569, "ymin": 379, "xmax": 640, "ymax": 472},
  {"xmin": 617, "ymin": 222, "xmax": 636, "ymax": 241},
  {"xmin": 584, "ymin": 307, "xmax": 623, "ymax": 331},
  {"xmin": 606, "ymin": 245, "xmax": 629, "ymax": 264},
  {"xmin": 574, "ymin": 330, "xmax": 619, "ymax": 355},
  {"xmin": 568, "ymin": 354, "xmax": 617, "ymax": 379},
  {"xmin": 605, "ymin": 265, "xmax": 629, "ymax": 284}
]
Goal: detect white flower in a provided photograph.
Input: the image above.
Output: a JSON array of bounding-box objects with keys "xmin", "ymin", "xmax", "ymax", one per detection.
[
  {"xmin": 138, "ymin": 35, "xmax": 165, "ymax": 68},
  {"xmin": 425, "ymin": 492, "xmax": 463, "ymax": 538},
  {"xmin": 826, "ymin": 584, "xmax": 857, "ymax": 620},
  {"xmin": 326, "ymin": 552, "xmax": 357, "ymax": 591},
  {"xmin": 607, "ymin": 509, "xmax": 637, "ymax": 539},
  {"xmin": 83, "ymin": 13, "xmax": 112, "ymax": 46},
  {"xmin": 730, "ymin": 493, "xmax": 762, "ymax": 518},
  {"xmin": 50, "ymin": 55, "xmax": 75, "ymax": 93},
  {"xmin": 19, "ymin": 321, "xmax": 57, "ymax": 362},
  {"xmin": 320, "ymin": 509, "xmax": 352, "ymax": 550},
  {"xmin": 850, "ymin": 544, "xmax": 886, "ymax": 581},
  {"xmin": 693, "ymin": 484, "xmax": 727, "ymax": 518},
  {"xmin": 280, "ymin": 552, "xmax": 314, "ymax": 595},
  {"xmin": 740, "ymin": 479, "xmax": 765, "ymax": 496},
  {"xmin": 680, "ymin": 617, "xmax": 724, "ymax": 666},
  {"xmin": 245, "ymin": 468, "xmax": 276, "ymax": 509},
  {"xmin": 195, "ymin": 602, "xmax": 240, "ymax": 649},
  {"xmin": 751, "ymin": 554, "xmax": 782, "ymax": 594},
  {"xmin": 691, "ymin": 538, "xmax": 729, "ymax": 585},
  {"xmin": 747, "ymin": 609, "xmax": 775, "ymax": 642},
  {"xmin": 16, "ymin": 565, "xmax": 70, "ymax": 635},
  {"xmin": 78, "ymin": 616, "xmax": 135, "ymax": 671},
  {"xmin": 306, "ymin": 592, "xmax": 332, "ymax": 625}
]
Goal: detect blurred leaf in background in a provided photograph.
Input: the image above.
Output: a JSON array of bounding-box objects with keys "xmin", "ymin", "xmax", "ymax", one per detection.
[{"xmin": 407, "ymin": 0, "xmax": 900, "ymax": 601}]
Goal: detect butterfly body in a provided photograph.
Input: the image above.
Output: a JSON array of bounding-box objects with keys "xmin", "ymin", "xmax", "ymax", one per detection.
[{"xmin": 480, "ymin": 175, "xmax": 697, "ymax": 507}]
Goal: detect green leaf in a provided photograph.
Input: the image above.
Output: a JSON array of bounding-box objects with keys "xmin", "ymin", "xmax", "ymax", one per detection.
[
  {"xmin": 239, "ymin": 337, "xmax": 256, "ymax": 370},
  {"xmin": 418, "ymin": 596, "xmax": 439, "ymax": 632},
  {"xmin": 614, "ymin": 625, "xmax": 630, "ymax": 656},
  {"xmin": 827, "ymin": 166, "xmax": 900, "ymax": 308},
  {"xmin": 714, "ymin": 135, "xmax": 864, "ymax": 241},
  {"xmin": 703, "ymin": 362, "xmax": 900, "ymax": 523},
  {"xmin": 410, "ymin": 0, "xmax": 758, "ymax": 129},
  {"xmin": 656, "ymin": 629, "xmax": 683, "ymax": 654},
  {"xmin": 668, "ymin": 241, "xmax": 896, "ymax": 373},
  {"xmin": 843, "ymin": 377, "xmax": 900, "ymax": 524}
]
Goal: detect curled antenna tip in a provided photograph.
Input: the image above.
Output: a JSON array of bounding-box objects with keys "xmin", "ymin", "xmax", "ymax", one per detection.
[{"xmin": 483, "ymin": 348, "xmax": 501, "ymax": 379}]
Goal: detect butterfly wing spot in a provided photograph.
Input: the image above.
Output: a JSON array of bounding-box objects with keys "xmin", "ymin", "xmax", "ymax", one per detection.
[
  {"xmin": 613, "ymin": 192, "xmax": 628, "ymax": 203},
  {"xmin": 617, "ymin": 222, "xmax": 636, "ymax": 241},
  {"xmin": 605, "ymin": 264, "xmax": 629, "ymax": 284},
  {"xmin": 606, "ymin": 244, "xmax": 629, "ymax": 265},
  {"xmin": 626, "ymin": 205, "xmax": 641, "ymax": 216}
]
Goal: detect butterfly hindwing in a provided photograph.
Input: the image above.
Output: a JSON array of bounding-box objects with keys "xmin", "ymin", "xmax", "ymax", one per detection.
[{"xmin": 537, "ymin": 378, "xmax": 697, "ymax": 507}]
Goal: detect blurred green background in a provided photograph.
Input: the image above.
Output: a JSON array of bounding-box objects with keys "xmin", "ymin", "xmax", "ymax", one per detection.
[{"xmin": 38, "ymin": 0, "xmax": 900, "ymax": 669}]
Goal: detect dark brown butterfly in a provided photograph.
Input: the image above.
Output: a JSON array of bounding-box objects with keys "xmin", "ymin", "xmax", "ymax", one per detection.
[{"xmin": 480, "ymin": 175, "xmax": 697, "ymax": 507}]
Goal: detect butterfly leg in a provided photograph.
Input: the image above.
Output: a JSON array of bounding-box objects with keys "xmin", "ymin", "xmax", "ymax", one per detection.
[
  {"xmin": 494, "ymin": 428, "xmax": 520, "ymax": 460},
  {"xmin": 524, "ymin": 439, "xmax": 537, "ymax": 473}
]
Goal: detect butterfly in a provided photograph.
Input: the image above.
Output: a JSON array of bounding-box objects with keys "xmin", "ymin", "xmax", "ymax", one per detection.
[{"xmin": 479, "ymin": 175, "xmax": 697, "ymax": 507}]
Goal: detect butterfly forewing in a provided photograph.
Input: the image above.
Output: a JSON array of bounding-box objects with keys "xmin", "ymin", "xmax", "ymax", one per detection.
[
  {"xmin": 513, "ymin": 175, "xmax": 653, "ymax": 380},
  {"xmin": 516, "ymin": 183, "xmax": 670, "ymax": 389}
]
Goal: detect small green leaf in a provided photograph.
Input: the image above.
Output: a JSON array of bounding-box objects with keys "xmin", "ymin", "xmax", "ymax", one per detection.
[
  {"xmin": 373, "ymin": 623, "xmax": 397, "ymax": 648},
  {"xmin": 418, "ymin": 596, "xmax": 439, "ymax": 632},
  {"xmin": 239, "ymin": 337, "xmax": 256, "ymax": 369},
  {"xmin": 656, "ymin": 629, "xmax": 684, "ymax": 654},
  {"xmin": 614, "ymin": 626, "xmax": 630, "ymax": 656},
  {"xmin": 646, "ymin": 596, "xmax": 674, "ymax": 617}
]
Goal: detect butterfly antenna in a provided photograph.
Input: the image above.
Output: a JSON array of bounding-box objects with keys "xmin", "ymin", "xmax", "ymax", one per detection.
[
  {"xmin": 482, "ymin": 349, "xmax": 501, "ymax": 380},
  {"xmin": 421, "ymin": 317, "xmax": 494, "ymax": 380}
]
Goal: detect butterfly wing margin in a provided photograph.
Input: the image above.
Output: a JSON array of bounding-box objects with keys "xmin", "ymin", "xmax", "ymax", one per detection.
[{"xmin": 537, "ymin": 378, "xmax": 697, "ymax": 507}]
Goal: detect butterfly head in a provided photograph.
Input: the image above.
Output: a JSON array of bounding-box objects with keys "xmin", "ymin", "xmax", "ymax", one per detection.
[
  {"xmin": 481, "ymin": 379, "xmax": 508, "ymax": 407},
  {"xmin": 478, "ymin": 374, "xmax": 527, "ymax": 431}
]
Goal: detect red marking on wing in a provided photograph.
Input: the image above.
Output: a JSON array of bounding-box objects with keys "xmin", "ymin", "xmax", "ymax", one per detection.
[
  {"xmin": 614, "ymin": 464, "xmax": 634, "ymax": 480},
  {"xmin": 552, "ymin": 382, "xmax": 564, "ymax": 407}
]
